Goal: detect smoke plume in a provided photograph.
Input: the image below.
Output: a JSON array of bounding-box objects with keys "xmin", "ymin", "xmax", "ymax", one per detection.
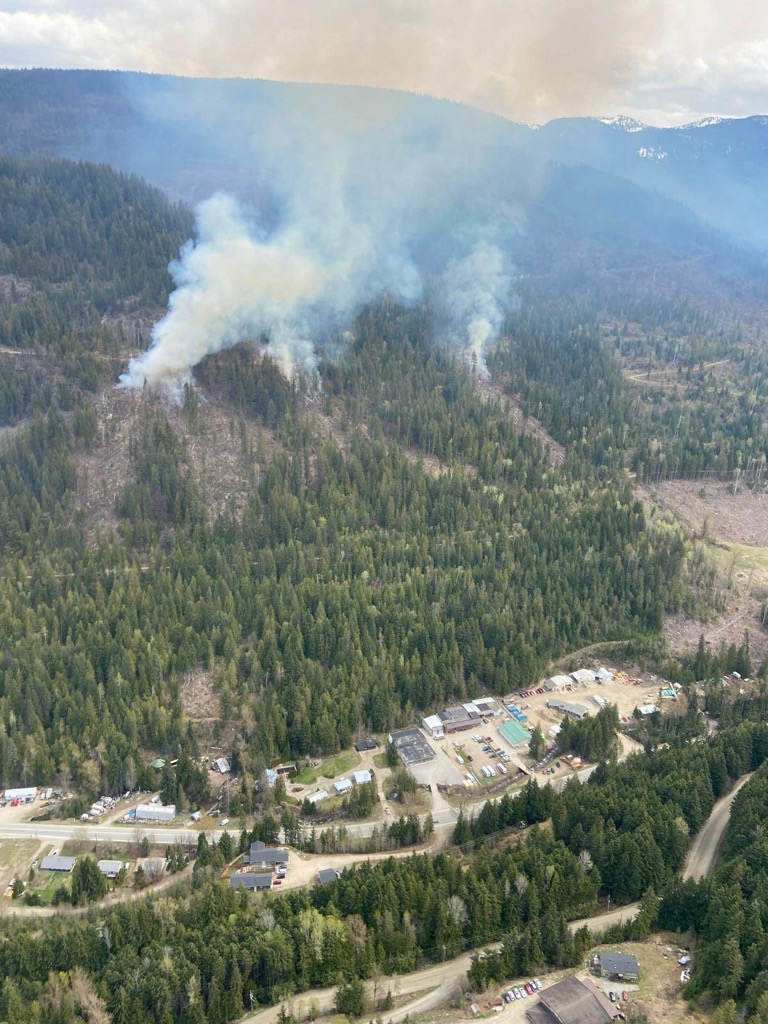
[{"xmin": 120, "ymin": 81, "xmax": 526, "ymax": 391}]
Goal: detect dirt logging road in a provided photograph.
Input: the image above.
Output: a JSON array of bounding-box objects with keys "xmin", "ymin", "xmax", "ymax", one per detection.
[{"xmin": 682, "ymin": 773, "xmax": 753, "ymax": 881}]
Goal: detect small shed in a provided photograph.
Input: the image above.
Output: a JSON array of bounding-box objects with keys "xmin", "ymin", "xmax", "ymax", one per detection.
[
  {"xmin": 317, "ymin": 868, "xmax": 340, "ymax": 884},
  {"xmin": 214, "ymin": 757, "xmax": 231, "ymax": 774},
  {"xmin": 334, "ymin": 778, "xmax": 353, "ymax": 795}
]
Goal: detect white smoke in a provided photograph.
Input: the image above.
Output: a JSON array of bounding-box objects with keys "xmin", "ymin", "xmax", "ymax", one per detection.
[
  {"xmin": 119, "ymin": 86, "xmax": 523, "ymax": 392},
  {"xmin": 440, "ymin": 239, "xmax": 512, "ymax": 376},
  {"xmin": 119, "ymin": 193, "xmax": 327, "ymax": 389}
]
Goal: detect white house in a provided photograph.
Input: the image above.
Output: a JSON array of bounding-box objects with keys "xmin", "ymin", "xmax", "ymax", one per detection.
[
  {"xmin": 352, "ymin": 769, "xmax": 372, "ymax": 786},
  {"xmin": 334, "ymin": 778, "xmax": 353, "ymax": 795}
]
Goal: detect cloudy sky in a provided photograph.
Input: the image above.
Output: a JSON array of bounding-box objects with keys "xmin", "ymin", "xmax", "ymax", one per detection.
[{"xmin": 0, "ymin": 0, "xmax": 766, "ymax": 126}]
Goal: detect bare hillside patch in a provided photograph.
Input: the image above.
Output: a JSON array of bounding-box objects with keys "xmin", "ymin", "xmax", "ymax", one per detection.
[
  {"xmin": 650, "ymin": 478, "xmax": 768, "ymax": 547},
  {"xmin": 475, "ymin": 377, "xmax": 565, "ymax": 468}
]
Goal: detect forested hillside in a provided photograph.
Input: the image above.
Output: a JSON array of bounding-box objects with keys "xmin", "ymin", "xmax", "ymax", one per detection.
[{"xmin": 0, "ymin": 151, "xmax": 750, "ymax": 798}]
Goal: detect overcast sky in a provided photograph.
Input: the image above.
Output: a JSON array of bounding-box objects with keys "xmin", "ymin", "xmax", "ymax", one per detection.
[{"xmin": 0, "ymin": 0, "xmax": 766, "ymax": 126}]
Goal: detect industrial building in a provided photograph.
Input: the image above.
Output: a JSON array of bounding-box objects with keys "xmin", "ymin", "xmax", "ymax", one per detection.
[
  {"xmin": 387, "ymin": 727, "xmax": 436, "ymax": 766},
  {"xmin": 595, "ymin": 951, "xmax": 639, "ymax": 981},
  {"xmin": 422, "ymin": 697, "xmax": 502, "ymax": 740},
  {"xmin": 244, "ymin": 841, "xmax": 289, "ymax": 868},
  {"xmin": 526, "ymin": 976, "xmax": 620, "ymax": 1024},
  {"xmin": 40, "ymin": 854, "xmax": 76, "ymax": 872},
  {"xmin": 546, "ymin": 698, "xmax": 590, "ymax": 719},
  {"xmin": 229, "ymin": 872, "xmax": 271, "ymax": 891},
  {"xmin": 97, "ymin": 860, "xmax": 126, "ymax": 878},
  {"xmin": 135, "ymin": 803, "xmax": 176, "ymax": 822},
  {"xmin": 570, "ymin": 669, "xmax": 597, "ymax": 685},
  {"xmin": 3, "ymin": 787, "xmax": 37, "ymax": 802},
  {"xmin": 499, "ymin": 719, "xmax": 530, "ymax": 746},
  {"xmin": 543, "ymin": 675, "xmax": 573, "ymax": 693}
]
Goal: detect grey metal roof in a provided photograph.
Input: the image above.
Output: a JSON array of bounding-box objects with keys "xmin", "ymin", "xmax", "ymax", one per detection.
[
  {"xmin": 40, "ymin": 855, "xmax": 76, "ymax": 872},
  {"xmin": 229, "ymin": 872, "xmax": 271, "ymax": 890},
  {"xmin": 245, "ymin": 842, "xmax": 288, "ymax": 864},
  {"xmin": 317, "ymin": 868, "xmax": 339, "ymax": 884},
  {"xmin": 97, "ymin": 860, "xmax": 125, "ymax": 875},
  {"xmin": 537, "ymin": 977, "xmax": 620, "ymax": 1024},
  {"xmin": 599, "ymin": 952, "xmax": 639, "ymax": 975}
]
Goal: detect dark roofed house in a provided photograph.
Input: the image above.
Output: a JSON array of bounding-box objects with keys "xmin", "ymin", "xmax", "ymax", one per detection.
[
  {"xmin": 243, "ymin": 841, "xmax": 289, "ymax": 868},
  {"xmin": 597, "ymin": 951, "xmax": 639, "ymax": 981},
  {"xmin": 527, "ymin": 976, "xmax": 620, "ymax": 1024},
  {"xmin": 354, "ymin": 737, "xmax": 377, "ymax": 752},
  {"xmin": 317, "ymin": 868, "xmax": 340, "ymax": 884},
  {"xmin": 229, "ymin": 872, "xmax": 271, "ymax": 891},
  {"xmin": 40, "ymin": 855, "xmax": 76, "ymax": 872}
]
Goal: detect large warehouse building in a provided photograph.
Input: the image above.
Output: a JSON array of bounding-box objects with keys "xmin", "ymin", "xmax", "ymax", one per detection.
[
  {"xmin": 135, "ymin": 803, "xmax": 176, "ymax": 822},
  {"xmin": 527, "ymin": 977, "xmax": 620, "ymax": 1024}
]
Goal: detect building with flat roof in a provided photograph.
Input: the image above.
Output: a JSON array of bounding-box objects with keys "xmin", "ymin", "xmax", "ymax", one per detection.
[
  {"xmin": 422, "ymin": 714, "xmax": 445, "ymax": 740},
  {"xmin": 596, "ymin": 951, "xmax": 639, "ymax": 980},
  {"xmin": 546, "ymin": 698, "xmax": 590, "ymax": 719},
  {"xmin": 439, "ymin": 705, "xmax": 478, "ymax": 733},
  {"xmin": 4, "ymin": 787, "xmax": 37, "ymax": 802},
  {"xmin": 229, "ymin": 872, "xmax": 271, "ymax": 891},
  {"xmin": 40, "ymin": 855, "xmax": 76, "ymax": 872},
  {"xmin": 135, "ymin": 803, "xmax": 176, "ymax": 822},
  {"xmin": 526, "ymin": 976, "xmax": 620, "ymax": 1024},
  {"xmin": 387, "ymin": 728, "xmax": 436, "ymax": 766}
]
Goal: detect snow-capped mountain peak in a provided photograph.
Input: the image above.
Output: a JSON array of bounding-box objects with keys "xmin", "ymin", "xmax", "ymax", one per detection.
[{"xmin": 599, "ymin": 115, "xmax": 647, "ymax": 132}]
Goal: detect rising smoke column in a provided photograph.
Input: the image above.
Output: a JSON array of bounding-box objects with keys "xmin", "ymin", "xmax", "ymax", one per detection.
[
  {"xmin": 440, "ymin": 239, "xmax": 512, "ymax": 376},
  {"xmin": 119, "ymin": 192, "xmax": 327, "ymax": 389}
]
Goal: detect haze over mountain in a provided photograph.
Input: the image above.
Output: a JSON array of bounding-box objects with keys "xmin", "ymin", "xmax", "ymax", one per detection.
[{"xmin": 2, "ymin": 68, "xmax": 767, "ymax": 253}]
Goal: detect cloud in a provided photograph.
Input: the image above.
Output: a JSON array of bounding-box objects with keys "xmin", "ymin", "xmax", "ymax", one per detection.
[{"xmin": 2, "ymin": 0, "xmax": 767, "ymax": 124}]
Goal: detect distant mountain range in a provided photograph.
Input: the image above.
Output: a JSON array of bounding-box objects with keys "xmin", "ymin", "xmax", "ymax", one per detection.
[{"xmin": 1, "ymin": 67, "xmax": 766, "ymax": 261}]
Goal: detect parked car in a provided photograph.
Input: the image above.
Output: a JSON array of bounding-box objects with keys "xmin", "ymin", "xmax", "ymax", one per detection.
[
  {"xmin": 533, "ymin": 979, "xmax": 542, "ymax": 991},
  {"xmin": 609, "ymin": 992, "xmax": 616, "ymax": 1003}
]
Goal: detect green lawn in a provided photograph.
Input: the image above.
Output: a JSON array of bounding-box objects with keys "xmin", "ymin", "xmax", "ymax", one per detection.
[
  {"xmin": 293, "ymin": 749, "xmax": 362, "ymax": 786},
  {"xmin": 372, "ymin": 752, "xmax": 390, "ymax": 769},
  {"xmin": 30, "ymin": 871, "xmax": 69, "ymax": 902}
]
